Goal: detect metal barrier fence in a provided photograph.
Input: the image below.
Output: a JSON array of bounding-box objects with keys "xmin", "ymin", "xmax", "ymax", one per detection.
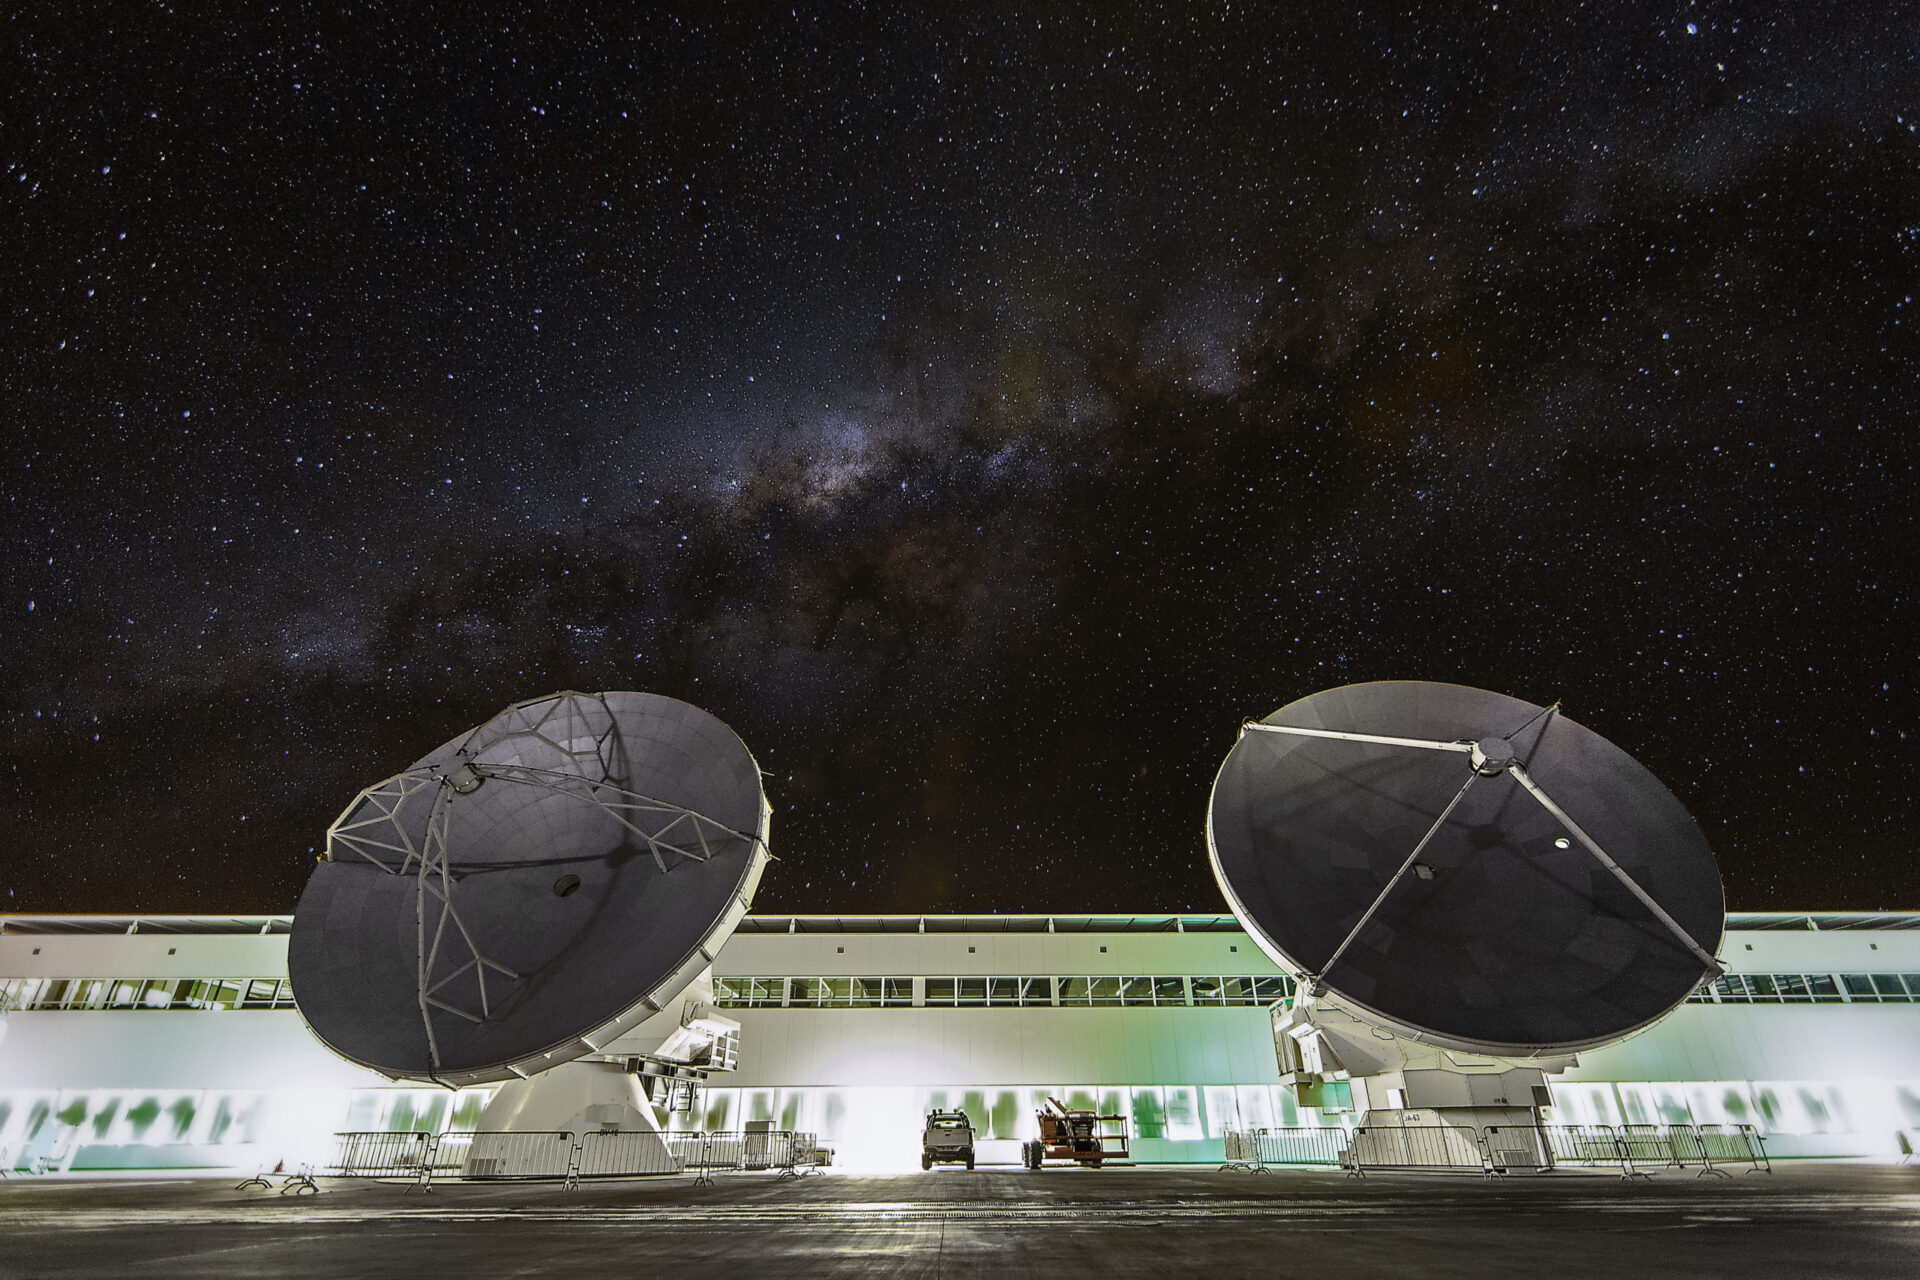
[
  {"xmin": 1345, "ymin": 1123, "xmax": 1490, "ymax": 1176},
  {"xmin": 329, "ymin": 1131, "xmax": 439, "ymax": 1178},
  {"xmin": 678, "ymin": 1130, "xmax": 822, "ymax": 1180},
  {"xmin": 1535, "ymin": 1123, "xmax": 1638, "ymax": 1174},
  {"xmin": 326, "ymin": 1128, "xmax": 822, "ymax": 1189},
  {"xmin": 1531, "ymin": 1124, "xmax": 1770, "ymax": 1178},
  {"xmin": 1697, "ymin": 1124, "xmax": 1771, "ymax": 1173},
  {"xmin": 1220, "ymin": 1127, "xmax": 1352, "ymax": 1172},
  {"xmin": 1480, "ymin": 1125, "xmax": 1551, "ymax": 1173},
  {"xmin": 574, "ymin": 1130, "xmax": 681, "ymax": 1179},
  {"xmin": 448, "ymin": 1131, "xmax": 577, "ymax": 1180}
]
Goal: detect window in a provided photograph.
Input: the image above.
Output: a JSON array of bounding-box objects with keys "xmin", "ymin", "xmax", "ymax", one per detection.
[
  {"xmin": 1155, "ymin": 976, "xmax": 1188, "ymax": 1005},
  {"xmin": 925, "ymin": 978, "xmax": 956, "ymax": 1006},
  {"xmin": 1190, "ymin": 976, "xmax": 1224, "ymax": 1005},
  {"xmin": 1089, "ymin": 977, "xmax": 1122, "ymax": 1006},
  {"xmin": 1020, "ymin": 977, "xmax": 1053, "ymax": 1005},
  {"xmin": 1253, "ymin": 976, "xmax": 1291, "ymax": 1002},
  {"xmin": 1221, "ymin": 977, "xmax": 1261, "ymax": 1006},
  {"xmin": 241, "ymin": 979, "xmax": 283, "ymax": 1009},
  {"xmin": 955, "ymin": 978, "xmax": 988, "ymax": 1007},
  {"xmin": 1119, "ymin": 977, "xmax": 1157, "ymax": 1006},
  {"xmin": 1057, "ymin": 978, "xmax": 1089, "ymax": 1006}
]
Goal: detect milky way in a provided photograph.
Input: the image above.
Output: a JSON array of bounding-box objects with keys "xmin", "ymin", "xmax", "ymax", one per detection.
[{"xmin": 4, "ymin": 5, "xmax": 1917, "ymax": 915}]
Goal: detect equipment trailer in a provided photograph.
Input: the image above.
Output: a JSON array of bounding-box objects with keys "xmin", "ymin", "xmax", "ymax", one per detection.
[{"xmin": 1022, "ymin": 1096, "xmax": 1132, "ymax": 1169}]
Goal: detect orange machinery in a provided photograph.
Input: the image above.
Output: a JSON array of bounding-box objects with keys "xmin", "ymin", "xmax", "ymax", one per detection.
[{"xmin": 1021, "ymin": 1096, "xmax": 1132, "ymax": 1169}]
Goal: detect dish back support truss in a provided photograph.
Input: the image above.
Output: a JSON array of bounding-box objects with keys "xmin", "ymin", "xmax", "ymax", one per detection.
[
  {"xmin": 1239, "ymin": 700, "xmax": 1724, "ymax": 996},
  {"xmin": 324, "ymin": 692, "xmax": 759, "ymax": 1075}
]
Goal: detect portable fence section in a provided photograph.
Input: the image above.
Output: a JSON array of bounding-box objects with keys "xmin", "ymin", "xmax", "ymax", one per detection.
[
  {"xmin": 1536, "ymin": 1124, "xmax": 1637, "ymax": 1175},
  {"xmin": 1697, "ymin": 1124, "xmax": 1771, "ymax": 1173},
  {"xmin": 1479, "ymin": 1125, "xmax": 1551, "ymax": 1173},
  {"xmin": 1618, "ymin": 1124, "xmax": 1687, "ymax": 1169},
  {"xmin": 329, "ymin": 1131, "xmax": 438, "ymax": 1178},
  {"xmin": 455, "ymin": 1131, "xmax": 577, "ymax": 1180},
  {"xmin": 1258, "ymin": 1127, "xmax": 1348, "ymax": 1167},
  {"xmin": 1219, "ymin": 1130, "xmax": 1264, "ymax": 1171},
  {"xmin": 574, "ymin": 1130, "xmax": 682, "ymax": 1179},
  {"xmin": 1344, "ymin": 1124, "xmax": 1490, "ymax": 1175}
]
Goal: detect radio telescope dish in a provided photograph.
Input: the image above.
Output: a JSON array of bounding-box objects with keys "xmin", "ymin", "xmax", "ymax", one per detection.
[
  {"xmin": 288, "ymin": 691, "xmax": 770, "ymax": 1087},
  {"xmin": 1207, "ymin": 681, "xmax": 1723, "ymax": 1056}
]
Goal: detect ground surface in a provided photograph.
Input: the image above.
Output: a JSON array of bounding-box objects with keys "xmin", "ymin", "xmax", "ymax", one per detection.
[{"xmin": 2, "ymin": 1163, "xmax": 1917, "ymax": 1278}]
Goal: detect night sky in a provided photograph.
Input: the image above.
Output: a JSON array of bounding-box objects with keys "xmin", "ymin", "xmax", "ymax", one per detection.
[{"xmin": 5, "ymin": 4, "xmax": 1917, "ymax": 918}]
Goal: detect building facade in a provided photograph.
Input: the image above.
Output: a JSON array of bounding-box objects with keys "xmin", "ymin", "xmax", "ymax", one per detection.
[{"xmin": 2, "ymin": 912, "xmax": 1917, "ymax": 1173}]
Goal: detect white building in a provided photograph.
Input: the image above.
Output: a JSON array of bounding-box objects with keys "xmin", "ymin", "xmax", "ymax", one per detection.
[{"xmin": 2, "ymin": 911, "xmax": 1917, "ymax": 1173}]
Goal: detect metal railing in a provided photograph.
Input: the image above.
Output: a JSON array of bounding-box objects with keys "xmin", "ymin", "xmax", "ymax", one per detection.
[
  {"xmin": 675, "ymin": 1130, "xmax": 823, "ymax": 1180},
  {"xmin": 1480, "ymin": 1124, "xmax": 1551, "ymax": 1173},
  {"xmin": 450, "ymin": 1131, "xmax": 577, "ymax": 1181},
  {"xmin": 329, "ymin": 1131, "xmax": 440, "ymax": 1178},
  {"xmin": 1530, "ymin": 1123, "xmax": 1770, "ymax": 1178},
  {"xmin": 326, "ymin": 1127, "xmax": 821, "ymax": 1190},
  {"xmin": 1220, "ymin": 1127, "xmax": 1351, "ymax": 1171},
  {"xmin": 1344, "ymin": 1123, "xmax": 1491, "ymax": 1176},
  {"xmin": 1696, "ymin": 1123, "xmax": 1771, "ymax": 1174},
  {"xmin": 574, "ymin": 1130, "xmax": 681, "ymax": 1179}
]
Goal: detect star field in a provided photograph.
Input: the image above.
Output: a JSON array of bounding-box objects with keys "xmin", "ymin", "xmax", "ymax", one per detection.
[{"xmin": 3, "ymin": 3, "xmax": 1917, "ymax": 915}]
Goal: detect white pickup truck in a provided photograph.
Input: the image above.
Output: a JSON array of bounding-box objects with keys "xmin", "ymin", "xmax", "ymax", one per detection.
[{"xmin": 920, "ymin": 1109, "xmax": 976, "ymax": 1170}]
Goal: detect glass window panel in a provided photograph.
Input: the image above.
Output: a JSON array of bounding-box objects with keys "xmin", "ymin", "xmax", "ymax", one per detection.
[
  {"xmin": 209, "ymin": 980, "xmax": 243, "ymax": 1010},
  {"xmin": 788, "ymin": 978, "xmax": 822, "ymax": 1008},
  {"xmin": 242, "ymin": 979, "xmax": 281, "ymax": 1008},
  {"xmin": 140, "ymin": 979, "xmax": 176, "ymax": 1008},
  {"xmin": 1057, "ymin": 978, "xmax": 1090, "ymax": 1006},
  {"xmin": 1871, "ymin": 974, "xmax": 1909, "ymax": 1001},
  {"xmin": 1710, "ymin": 975, "xmax": 1749, "ymax": 1003},
  {"xmin": 1774, "ymin": 974, "xmax": 1810, "ymax": 1000},
  {"xmin": 712, "ymin": 976, "xmax": 750, "ymax": 1006},
  {"xmin": 1252, "ymin": 977, "xmax": 1289, "ymax": 1002},
  {"xmin": 1222, "ymin": 977, "xmax": 1259, "ymax": 1006},
  {"xmin": 1745, "ymin": 974, "xmax": 1779, "ymax": 1001},
  {"xmin": 956, "ymin": 978, "xmax": 988, "ymax": 1006},
  {"xmin": 16, "ymin": 978, "xmax": 52, "ymax": 1009},
  {"xmin": 988, "ymin": 977, "xmax": 1020, "ymax": 1004},
  {"xmin": 1842, "ymin": 974, "xmax": 1878, "ymax": 1000},
  {"xmin": 105, "ymin": 980, "xmax": 144, "ymax": 1008},
  {"xmin": 851, "ymin": 978, "xmax": 885, "ymax": 1007},
  {"xmin": 821, "ymin": 978, "xmax": 854, "ymax": 1006},
  {"xmin": 1155, "ymin": 976, "xmax": 1187, "ymax": 1004},
  {"xmin": 884, "ymin": 978, "xmax": 914, "ymax": 1004},
  {"xmin": 1806, "ymin": 974, "xmax": 1841, "ymax": 1000},
  {"xmin": 1190, "ymin": 976, "xmax": 1224, "ymax": 1005},
  {"xmin": 71, "ymin": 979, "xmax": 107, "ymax": 1009},
  {"xmin": 751, "ymin": 978, "xmax": 786, "ymax": 1006},
  {"xmin": 1089, "ymin": 976, "xmax": 1122, "ymax": 1005},
  {"xmin": 925, "ymin": 978, "xmax": 957, "ymax": 1006},
  {"xmin": 1904, "ymin": 975, "xmax": 1920, "ymax": 999},
  {"xmin": 1020, "ymin": 977, "xmax": 1053, "ymax": 1005},
  {"xmin": 1119, "ymin": 977, "xmax": 1156, "ymax": 1006}
]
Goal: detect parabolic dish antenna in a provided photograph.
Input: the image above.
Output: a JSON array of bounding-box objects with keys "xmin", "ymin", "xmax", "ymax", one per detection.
[
  {"xmin": 1207, "ymin": 681, "xmax": 1724, "ymax": 1056},
  {"xmin": 289, "ymin": 691, "xmax": 770, "ymax": 1087}
]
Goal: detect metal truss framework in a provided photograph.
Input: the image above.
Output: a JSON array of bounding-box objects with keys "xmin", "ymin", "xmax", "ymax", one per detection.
[
  {"xmin": 1241, "ymin": 705, "xmax": 1724, "ymax": 995},
  {"xmin": 324, "ymin": 692, "xmax": 761, "ymax": 1074}
]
